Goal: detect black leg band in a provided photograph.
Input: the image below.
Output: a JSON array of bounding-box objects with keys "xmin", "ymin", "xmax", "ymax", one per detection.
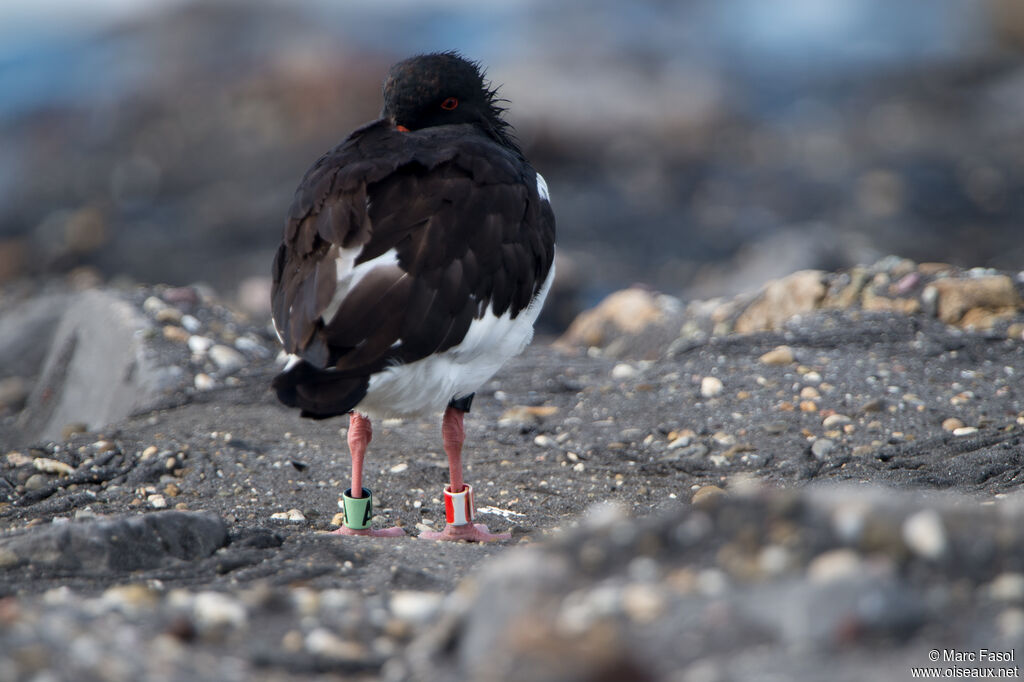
[{"xmin": 448, "ymin": 393, "xmax": 475, "ymax": 413}]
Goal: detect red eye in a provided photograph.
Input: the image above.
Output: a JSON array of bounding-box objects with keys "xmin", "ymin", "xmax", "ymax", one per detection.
[{"xmin": 440, "ymin": 97, "xmax": 459, "ymax": 111}]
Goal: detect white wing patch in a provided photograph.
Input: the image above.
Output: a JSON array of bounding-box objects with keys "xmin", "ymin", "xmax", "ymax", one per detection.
[
  {"xmin": 536, "ymin": 172, "xmax": 550, "ymax": 203},
  {"xmin": 357, "ymin": 259, "xmax": 556, "ymax": 419},
  {"xmin": 322, "ymin": 247, "xmax": 400, "ymax": 322}
]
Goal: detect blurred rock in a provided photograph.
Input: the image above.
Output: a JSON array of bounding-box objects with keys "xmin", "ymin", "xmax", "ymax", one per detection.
[
  {"xmin": 18, "ymin": 290, "xmax": 183, "ymax": 442},
  {"xmin": 555, "ymin": 287, "xmax": 681, "ymax": 359},
  {"xmin": 927, "ymin": 275, "xmax": 1020, "ymax": 325},
  {"xmin": 402, "ymin": 486, "xmax": 1019, "ymax": 682},
  {"xmin": 559, "ymin": 258, "xmax": 1024, "ymax": 360},
  {"xmin": 0, "ymin": 511, "xmax": 228, "ymax": 573},
  {"xmin": 733, "ymin": 270, "xmax": 827, "ymax": 334}
]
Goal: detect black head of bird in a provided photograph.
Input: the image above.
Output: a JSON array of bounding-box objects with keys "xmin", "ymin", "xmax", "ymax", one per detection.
[{"xmin": 382, "ymin": 51, "xmax": 519, "ymax": 152}]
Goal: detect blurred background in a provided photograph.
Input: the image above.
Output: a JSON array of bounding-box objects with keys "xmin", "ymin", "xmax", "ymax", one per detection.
[{"xmin": 1, "ymin": 0, "xmax": 1023, "ymax": 332}]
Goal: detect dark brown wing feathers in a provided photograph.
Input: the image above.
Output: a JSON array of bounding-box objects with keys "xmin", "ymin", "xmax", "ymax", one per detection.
[{"xmin": 271, "ymin": 119, "xmax": 555, "ymax": 418}]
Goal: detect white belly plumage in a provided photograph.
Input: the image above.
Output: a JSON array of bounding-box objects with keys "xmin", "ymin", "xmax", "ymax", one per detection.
[{"xmin": 356, "ymin": 261, "xmax": 555, "ymax": 419}]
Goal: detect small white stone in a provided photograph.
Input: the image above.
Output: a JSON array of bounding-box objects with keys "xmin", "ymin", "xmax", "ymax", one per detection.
[
  {"xmin": 533, "ymin": 434, "xmax": 555, "ymax": 447},
  {"xmin": 389, "ymin": 591, "xmax": 443, "ymax": 624},
  {"xmin": 902, "ymin": 509, "xmax": 947, "ymax": 559},
  {"xmin": 988, "ymin": 573, "xmax": 1024, "ymax": 602},
  {"xmin": 667, "ymin": 435, "xmax": 692, "ymax": 449},
  {"xmin": 33, "ymin": 457, "xmax": 75, "ymax": 476},
  {"xmin": 808, "ymin": 548, "xmax": 863, "ymax": 584},
  {"xmin": 143, "ymin": 296, "xmax": 168, "ymax": 315},
  {"xmin": 305, "ymin": 628, "xmax": 366, "ymax": 660},
  {"xmin": 700, "ymin": 376, "xmax": 723, "ymax": 398},
  {"xmin": 181, "ymin": 314, "xmax": 201, "ymax": 333},
  {"xmin": 822, "ymin": 414, "xmax": 852, "ymax": 428},
  {"xmin": 389, "ymin": 462, "xmax": 409, "ymax": 474},
  {"xmin": 193, "ymin": 591, "xmax": 248, "ymax": 632},
  {"xmin": 810, "ymin": 438, "xmax": 835, "ymax": 460},
  {"xmin": 209, "ymin": 344, "xmax": 246, "ymax": 373},
  {"xmin": 234, "ymin": 336, "xmax": 269, "ymax": 357},
  {"xmin": 194, "ymin": 373, "xmax": 215, "ymax": 391},
  {"xmin": 147, "ymin": 494, "xmax": 167, "ymax": 509},
  {"xmin": 952, "ymin": 426, "xmax": 979, "ymax": 437},
  {"xmin": 611, "ymin": 363, "xmax": 637, "ymax": 380},
  {"xmin": 271, "ymin": 509, "xmax": 306, "ymax": 522},
  {"xmin": 758, "ymin": 545, "xmax": 791, "ymax": 577},
  {"xmin": 188, "ymin": 335, "xmax": 213, "ymax": 354},
  {"xmin": 621, "ymin": 584, "xmax": 664, "ymax": 623}
]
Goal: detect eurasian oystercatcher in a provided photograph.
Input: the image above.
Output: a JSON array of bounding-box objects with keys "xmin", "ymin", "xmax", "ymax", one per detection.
[{"xmin": 271, "ymin": 52, "xmax": 556, "ymax": 542}]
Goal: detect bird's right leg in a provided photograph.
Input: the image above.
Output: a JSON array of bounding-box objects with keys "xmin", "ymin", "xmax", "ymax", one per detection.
[{"xmin": 331, "ymin": 412, "xmax": 405, "ymax": 537}]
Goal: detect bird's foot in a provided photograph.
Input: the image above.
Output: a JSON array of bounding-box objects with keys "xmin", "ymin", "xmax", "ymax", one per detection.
[
  {"xmin": 330, "ymin": 525, "xmax": 406, "ymax": 537},
  {"xmin": 419, "ymin": 523, "xmax": 510, "ymax": 543}
]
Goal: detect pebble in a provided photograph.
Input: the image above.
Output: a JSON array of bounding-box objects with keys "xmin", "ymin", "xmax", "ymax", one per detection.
[
  {"xmin": 902, "ymin": 509, "xmax": 947, "ymax": 560},
  {"xmin": 154, "ymin": 307, "xmax": 182, "ymax": 324},
  {"xmin": 799, "ymin": 386, "xmax": 820, "ymax": 399},
  {"xmin": 24, "ymin": 473, "xmax": 49, "ymax": 491},
  {"xmin": 807, "ymin": 548, "xmax": 863, "ymax": 584},
  {"xmin": 952, "ymin": 426, "xmax": 978, "ymax": 437},
  {"xmin": 691, "ymin": 485, "xmax": 726, "ymax": 506},
  {"xmin": 5, "ymin": 450, "xmax": 31, "ymax": 466},
  {"xmin": 305, "ymin": 628, "xmax": 367, "ymax": 661},
  {"xmin": 101, "ymin": 584, "xmax": 158, "ymax": 613},
  {"xmin": 759, "ymin": 346, "xmax": 795, "ymax": 365},
  {"xmin": 142, "ymin": 296, "xmax": 168, "ymax": 315},
  {"xmin": 810, "ymin": 438, "xmax": 835, "ymax": 460},
  {"xmin": 188, "ymin": 335, "xmax": 213, "ymax": 354},
  {"xmin": 194, "ymin": 373, "xmax": 215, "ymax": 391},
  {"xmin": 181, "ymin": 314, "xmax": 201, "ymax": 333},
  {"xmin": 497, "ymin": 405, "xmax": 558, "ymax": 429},
  {"xmin": 758, "ymin": 544, "xmax": 791, "ymax": 577},
  {"xmin": 941, "ymin": 417, "xmax": 964, "ymax": 432},
  {"xmin": 234, "ymin": 336, "xmax": 269, "ymax": 357},
  {"xmin": 987, "ymin": 573, "xmax": 1024, "ymax": 602},
  {"xmin": 822, "ymin": 414, "xmax": 851, "ymax": 428},
  {"xmin": 193, "ymin": 591, "xmax": 248, "ymax": 633},
  {"xmin": 389, "ymin": 462, "xmax": 409, "ymax": 473},
  {"xmin": 147, "ymin": 494, "xmax": 167, "ymax": 509},
  {"xmin": 621, "ymin": 584, "xmax": 664, "ymax": 623},
  {"xmin": 533, "ymin": 435, "xmax": 556, "ymax": 447},
  {"xmin": 162, "ymin": 325, "xmax": 190, "ymax": 343},
  {"xmin": 799, "ymin": 400, "xmax": 818, "ymax": 413},
  {"xmin": 209, "ymin": 345, "xmax": 246, "ymax": 373},
  {"xmin": 271, "ymin": 509, "xmax": 306, "ymax": 523},
  {"xmin": 700, "ymin": 376, "xmax": 723, "ymax": 398},
  {"xmin": 667, "ymin": 434, "xmax": 693, "ymax": 449},
  {"xmin": 389, "ymin": 591, "xmax": 443, "ymax": 625},
  {"xmin": 33, "ymin": 457, "xmax": 74, "ymax": 476},
  {"xmin": 611, "ymin": 363, "xmax": 638, "ymax": 380}
]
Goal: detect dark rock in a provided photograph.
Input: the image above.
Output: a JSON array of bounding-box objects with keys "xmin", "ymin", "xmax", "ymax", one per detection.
[{"xmin": 0, "ymin": 511, "xmax": 228, "ymax": 576}]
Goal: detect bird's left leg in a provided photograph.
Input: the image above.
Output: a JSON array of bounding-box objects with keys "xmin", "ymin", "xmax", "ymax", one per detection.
[
  {"xmin": 419, "ymin": 397, "xmax": 511, "ymax": 542},
  {"xmin": 332, "ymin": 412, "xmax": 405, "ymax": 537}
]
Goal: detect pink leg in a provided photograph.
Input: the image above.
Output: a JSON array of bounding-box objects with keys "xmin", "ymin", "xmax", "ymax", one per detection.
[
  {"xmin": 419, "ymin": 407, "xmax": 510, "ymax": 543},
  {"xmin": 332, "ymin": 412, "xmax": 404, "ymax": 537}
]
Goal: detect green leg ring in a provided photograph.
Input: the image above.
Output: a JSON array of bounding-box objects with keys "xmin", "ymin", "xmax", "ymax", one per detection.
[{"xmin": 341, "ymin": 488, "xmax": 373, "ymax": 530}]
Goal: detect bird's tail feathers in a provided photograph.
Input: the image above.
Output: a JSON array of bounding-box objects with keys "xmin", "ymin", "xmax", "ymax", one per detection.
[{"xmin": 272, "ymin": 360, "xmax": 369, "ymax": 420}]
